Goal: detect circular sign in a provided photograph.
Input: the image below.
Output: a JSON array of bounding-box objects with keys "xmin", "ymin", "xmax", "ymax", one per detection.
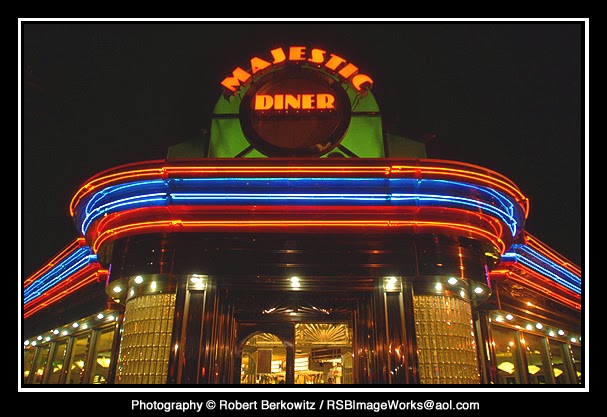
[{"xmin": 239, "ymin": 67, "xmax": 351, "ymax": 157}]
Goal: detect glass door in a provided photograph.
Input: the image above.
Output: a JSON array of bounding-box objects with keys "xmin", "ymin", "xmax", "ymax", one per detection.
[
  {"xmin": 240, "ymin": 332, "xmax": 288, "ymax": 384},
  {"xmin": 294, "ymin": 323, "xmax": 353, "ymax": 384}
]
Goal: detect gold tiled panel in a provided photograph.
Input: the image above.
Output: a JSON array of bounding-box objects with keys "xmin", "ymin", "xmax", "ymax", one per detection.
[
  {"xmin": 115, "ymin": 293, "xmax": 176, "ymax": 384},
  {"xmin": 414, "ymin": 295, "xmax": 480, "ymax": 384}
]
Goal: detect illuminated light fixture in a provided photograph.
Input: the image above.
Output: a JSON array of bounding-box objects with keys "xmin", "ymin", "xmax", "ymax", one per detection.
[
  {"xmin": 150, "ymin": 281, "xmax": 157, "ymax": 291},
  {"xmin": 112, "ymin": 286, "xmax": 122, "ymax": 293},
  {"xmin": 129, "ymin": 289, "xmax": 134, "ymax": 297},
  {"xmin": 495, "ymin": 316, "xmax": 504, "ymax": 322},
  {"xmin": 189, "ymin": 275, "xmax": 207, "ymax": 290},
  {"xmin": 134, "ymin": 275, "xmax": 143, "ymax": 284},
  {"xmin": 528, "ymin": 365, "xmax": 541, "ymax": 375},
  {"xmin": 536, "ymin": 323, "xmax": 543, "ymax": 330},
  {"xmin": 289, "ymin": 312, "xmax": 297, "ymax": 316},
  {"xmin": 72, "ymin": 322, "xmax": 79, "ymax": 328},
  {"xmin": 62, "ymin": 330, "xmax": 68, "ymax": 336},
  {"xmin": 498, "ymin": 361, "xmax": 515, "ymax": 374},
  {"xmin": 290, "ymin": 276, "xmax": 301, "ymax": 288},
  {"xmin": 549, "ymin": 331, "xmax": 555, "ymax": 337},
  {"xmin": 74, "ymin": 360, "xmax": 85, "ymax": 369},
  {"xmin": 525, "ymin": 324, "xmax": 533, "ymax": 331},
  {"xmin": 460, "ymin": 290, "xmax": 466, "ymax": 298},
  {"xmin": 570, "ymin": 337, "xmax": 577, "ymax": 343},
  {"xmin": 508, "ymin": 341, "xmax": 515, "ymax": 347},
  {"xmin": 31, "ymin": 341, "xmax": 37, "ymax": 346},
  {"xmin": 527, "ymin": 302, "xmax": 533, "ymax": 307},
  {"xmin": 82, "ymin": 324, "xmax": 88, "ymax": 330},
  {"xmin": 474, "ymin": 287, "xmax": 484, "ymax": 294},
  {"xmin": 44, "ymin": 337, "xmax": 51, "ymax": 342},
  {"xmin": 96, "ymin": 357, "xmax": 111, "ymax": 368},
  {"xmin": 24, "ymin": 340, "xmax": 29, "ymax": 346},
  {"xmin": 558, "ymin": 330, "xmax": 565, "ymax": 336},
  {"xmin": 24, "ymin": 370, "xmax": 30, "ymax": 378},
  {"xmin": 577, "ymin": 371, "xmax": 582, "ymax": 377},
  {"xmin": 506, "ymin": 314, "xmax": 514, "ymax": 321},
  {"xmin": 553, "ymin": 368, "xmax": 563, "ymax": 378},
  {"xmin": 107, "ymin": 315, "xmax": 115, "ymax": 321},
  {"xmin": 435, "ymin": 283, "xmax": 443, "ymax": 291},
  {"xmin": 36, "ymin": 336, "xmax": 42, "ymax": 340},
  {"xmin": 447, "ymin": 277, "xmax": 458, "ymax": 285},
  {"xmin": 52, "ymin": 329, "xmax": 59, "ymax": 335},
  {"xmin": 384, "ymin": 276, "xmax": 401, "ymax": 292},
  {"xmin": 97, "ymin": 313, "xmax": 104, "ymax": 319}
]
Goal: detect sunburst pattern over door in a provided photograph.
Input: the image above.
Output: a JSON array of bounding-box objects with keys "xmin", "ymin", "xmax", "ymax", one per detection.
[
  {"xmin": 246, "ymin": 332, "xmax": 284, "ymax": 347},
  {"xmin": 295, "ymin": 323, "xmax": 351, "ymax": 346}
]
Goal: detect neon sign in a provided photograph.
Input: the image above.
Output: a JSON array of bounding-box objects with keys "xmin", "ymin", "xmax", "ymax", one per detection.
[
  {"xmin": 221, "ymin": 46, "xmax": 374, "ymax": 97},
  {"xmin": 254, "ymin": 93, "xmax": 335, "ymax": 111}
]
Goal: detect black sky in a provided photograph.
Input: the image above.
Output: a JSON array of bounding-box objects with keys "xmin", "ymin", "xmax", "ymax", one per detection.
[{"xmin": 21, "ymin": 20, "xmax": 586, "ymax": 277}]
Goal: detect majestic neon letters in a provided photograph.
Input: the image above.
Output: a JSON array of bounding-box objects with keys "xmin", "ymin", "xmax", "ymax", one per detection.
[{"xmin": 221, "ymin": 46, "xmax": 374, "ymax": 97}]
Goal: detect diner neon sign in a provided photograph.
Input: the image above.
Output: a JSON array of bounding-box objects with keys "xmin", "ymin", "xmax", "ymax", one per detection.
[
  {"xmin": 253, "ymin": 93, "xmax": 336, "ymax": 111},
  {"xmin": 221, "ymin": 46, "xmax": 374, "ymax": 97}
]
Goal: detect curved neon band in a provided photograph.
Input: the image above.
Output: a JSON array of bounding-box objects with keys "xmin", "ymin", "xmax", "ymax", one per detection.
[
  {"xmin": 517, "ymin": 245, "xmax": 581, "ymax": 284},
  {"xmin": 69, "ymin": 159, "xmax": 528, "ymax": 218},
  {"xmin": 24, "ymin": 271, "xmax": 101, "ymax": 319},
  {"xmin": 493, "ymin": 270, "xmax": 581, "ymax": 311},
  {"xmin": 525, "ymin": 233, "xmax": 582, "ymax": 276},
  {"xmin": 74, "ymin": 178, "xmax": 525, "ymax": 242},
  {"xmin": 24, "ymin": 249, "xmax": 98, "ymax": 304},
  {"xmin": 24, "ymin": 238, "xmax": 86, "ymax": 286},
  {"xmin": 91, "ymin": 219, "xmax": 506, "ymax": 254},
  {"xmin": 501, "ymin": 250, "xmax": 581, "ymax": 294}
]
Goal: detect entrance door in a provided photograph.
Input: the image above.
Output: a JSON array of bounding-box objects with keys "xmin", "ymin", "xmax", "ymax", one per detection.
[
  {"xmin": 235, "ymin": 321, "xmax": 353, "ymax": 385},
  {"xmin": 235, "ymin": 323, "xmax": 294, "ymax": 384},
  {"xmin": 293, "ymin": 322, "xmax": 353, "ymax": 384}
]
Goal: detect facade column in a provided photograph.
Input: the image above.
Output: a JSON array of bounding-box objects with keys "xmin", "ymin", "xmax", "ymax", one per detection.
[
  {"xmin": 410, "ymin": 278, "xmax": 488, "ymax": 384},
  {"xmin": 107, "ymin": 274, "xmax": 177, "ymax": 384}
]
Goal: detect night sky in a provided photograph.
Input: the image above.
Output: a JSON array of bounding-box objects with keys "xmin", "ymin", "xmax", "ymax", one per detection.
[{"xmin": 21, "ymin": 21, "xmax": 586, "ymax": 278}]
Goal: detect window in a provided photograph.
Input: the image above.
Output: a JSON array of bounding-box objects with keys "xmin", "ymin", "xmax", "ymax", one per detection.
[
  {"xmin": 23, "ymin": 347, "xmax": 36, "ymax": 383},
  {"xmin": 31, "ymin": 345, "xmax": 50, "ymax": 384},
  {"xmin": 548, "ymin": 339, "xmax": 574, "ymax": 384},
  {"xmin": 521, "ymin": 333, "xmax": 553, "ymax": 384},
  {"xmin": 570, "ymin": 344, "xmax": 582, "ymax": 384},
  {"xmin": 90, "ymin": 327, "xmax": 115, "ymax": 384},
  {"xmin": 493, "ymin": 326, "xmax": 523, "ymax": 384},
  {"xmin": 47, "ymin": 341, "xmax": 68, "ymax": 384},
  {"xmin": 67, "ymin": 333, "xmax": 90, "ymax": 384}
]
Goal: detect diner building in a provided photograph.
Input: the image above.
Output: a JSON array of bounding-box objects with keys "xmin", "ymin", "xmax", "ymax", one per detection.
[{"xmin": 22, "ymin": 45, "xmax": 583, "ymax": 385}]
